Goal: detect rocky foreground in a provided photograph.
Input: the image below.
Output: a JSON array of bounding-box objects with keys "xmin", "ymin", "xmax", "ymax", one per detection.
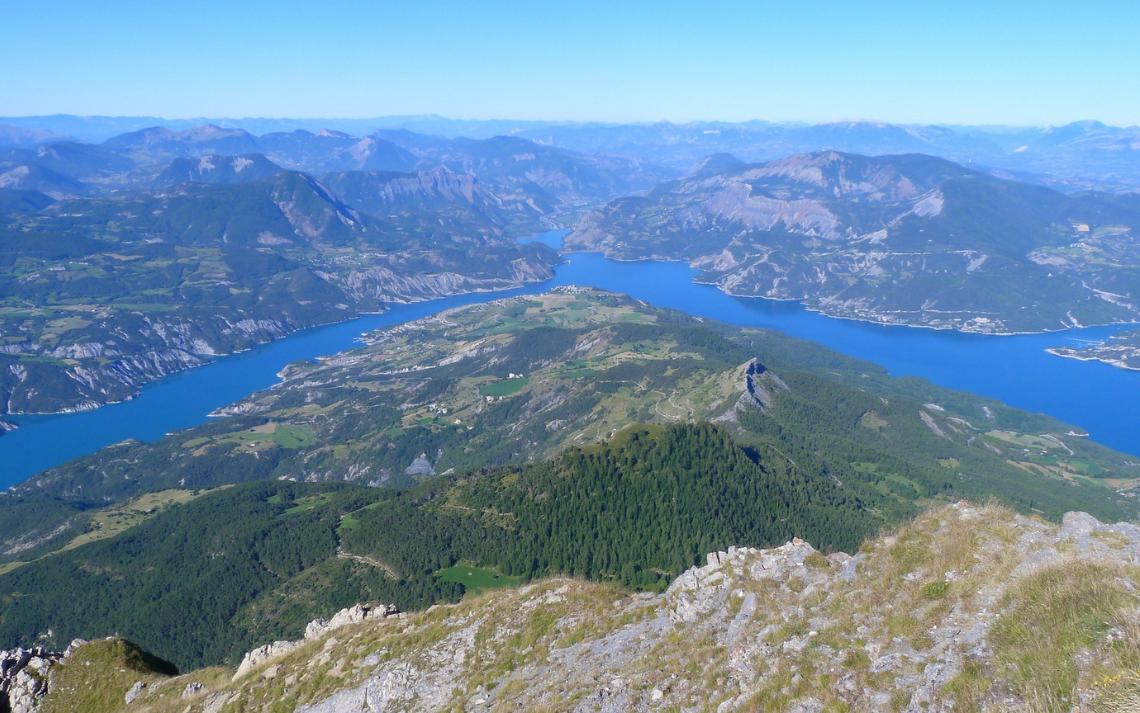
[{"xmin": 22, "ymin": 503, "xmax": 1140, "ymax": 712}]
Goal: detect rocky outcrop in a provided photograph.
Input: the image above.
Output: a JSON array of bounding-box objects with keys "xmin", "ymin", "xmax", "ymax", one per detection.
[
  {"xmin": 403, "ymin": 453, "xmax": 435, "ymax": 477},
  {"xmin": 715, "ymin": 359, "xmax": 790, "ymax": 423},
  {"xmin": 0, "ymin": 643, "xmax": 75, "ymax": 713},
  {"xmin": 276, "ymin": 504, "xmax": 1140, "ymax": 712},
  {"xmin": 233, "ymin": 603, "xmax": 400, "ymax": 681},
  {"xmin": 303, "ymin": 603, "xmax": 400, "ymax": 640}
]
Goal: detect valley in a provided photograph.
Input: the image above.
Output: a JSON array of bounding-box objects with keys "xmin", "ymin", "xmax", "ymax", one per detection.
[
  {"xmin": 6, "ymin": 3, "xmax": 1140, "ymax": 709},
  {"xmin": 2, "ymin": 118, "xmax": 1139, "ymax": 713},
  {"xmin": 1, "ymin": 290, "xmax": 1137, "ymax": 678},
  {"xmin": 4, "ymin": 251, "xmax": 1140, "ymax": 487}
]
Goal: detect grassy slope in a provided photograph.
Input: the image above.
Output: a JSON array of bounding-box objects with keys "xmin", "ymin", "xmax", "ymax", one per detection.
[{"xmin": 37, "ymin": 503, "xmax": 1140, "ymax": 713}]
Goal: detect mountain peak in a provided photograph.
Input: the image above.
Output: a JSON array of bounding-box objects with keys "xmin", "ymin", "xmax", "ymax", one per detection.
[{"xmin": 689, "ymin": 152, "xmax": 745, "ymax": 177}]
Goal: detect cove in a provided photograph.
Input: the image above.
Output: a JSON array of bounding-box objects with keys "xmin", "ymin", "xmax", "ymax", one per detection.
[{"xmin": 1, "ymin": 233, "xmax": 1138, "ymax": 487}]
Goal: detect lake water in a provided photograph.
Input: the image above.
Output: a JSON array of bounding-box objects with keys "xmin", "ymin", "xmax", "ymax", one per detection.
[{"xmin": 2, "ymin": 232, "xmax": 1138, "ymax": 486}]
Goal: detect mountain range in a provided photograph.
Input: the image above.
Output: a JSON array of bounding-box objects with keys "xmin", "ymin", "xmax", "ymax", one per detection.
[
  {"xmin": 0, "ymin": 123, "xmax": 664, "ymax": 210},
  {"xmin": 1, "ymin": 110, "xmax": 1139, "ymax": 711},
  {"xmin": 6, "ymin": 115, "xmax": 1140, "ymax": 191},
  {"xmin": 567, "ymin": 151, "xmax": 1140, "ymax": 333}
]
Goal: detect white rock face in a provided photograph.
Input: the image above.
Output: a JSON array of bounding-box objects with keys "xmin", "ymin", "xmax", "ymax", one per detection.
[
  {"xmin": 232, "ymin": 641, "xmax": 301, "ymax": 681},
  {"xmin": 233, "ymin": 603, "xmax": 401, "ymax": 681},
  {"xmin": 303, "ymin": 602, "xmax": 400, "ymax": 641},
  {"xmin": 0, "ymin": 646, "xmax": 63, "ymax": 713}
]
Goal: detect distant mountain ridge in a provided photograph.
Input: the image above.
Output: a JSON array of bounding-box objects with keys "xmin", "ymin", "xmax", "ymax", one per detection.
[
  {"xmin": 320, "ymin": 166, "xmax": 550, "ymax": 234},
  {"xmin": 0, "ymin": 123, "xmax": 662, "ymax": 218},
  {"xmin": 155, "ymin": 153, "xmax": 283, "ymax": 185}
]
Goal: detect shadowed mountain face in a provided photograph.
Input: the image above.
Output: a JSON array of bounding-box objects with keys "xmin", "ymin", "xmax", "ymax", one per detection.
[
  {"xmin": 0, "ymin": 188, "xmax": 55, "ymax": 214},
  {"xmin": 0, "ymin": 163, "xmax": 88, "ymax": 199},
  {"xmin": 568, "ymin": 151, "xmax": 1140, "ymax": 333}
]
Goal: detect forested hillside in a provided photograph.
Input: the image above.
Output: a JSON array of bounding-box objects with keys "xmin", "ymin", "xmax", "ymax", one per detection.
[{"xmin": 0, "ymin": 423, "xmax": 874, "ymax": 669}]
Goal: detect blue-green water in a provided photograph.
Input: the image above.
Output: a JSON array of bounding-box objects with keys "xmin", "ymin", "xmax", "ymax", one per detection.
[{"xmin": 2, "ymin": 233, "xmax": 1138, "ymax": 486}]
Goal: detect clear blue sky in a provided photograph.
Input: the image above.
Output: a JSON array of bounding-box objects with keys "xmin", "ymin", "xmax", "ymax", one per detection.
[{"xmin": 3, "ymin": 0, "xmax": 1138, "ymax": 125}]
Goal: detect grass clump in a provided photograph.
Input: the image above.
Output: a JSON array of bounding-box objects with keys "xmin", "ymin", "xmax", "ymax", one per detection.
[
  {"xmin": 991, "ymin": 561, "xmax": 1140, "ymax": 712},
  {"xmin": 922, "ymin": 580, "xmax": 950, "ymax": 600},
  {"xmin": 804, "ymin": 551, "xmax": 831, "ymax": 570}
]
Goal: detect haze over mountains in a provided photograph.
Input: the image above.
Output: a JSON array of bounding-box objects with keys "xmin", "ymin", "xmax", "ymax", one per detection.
[
  {"xmin": 2, "ymin": 113, "xmax": 1140, "ymax": 713},
  {"xmin": 4, "ymin": 114, "xmax": 1140, "ymax": 191}
]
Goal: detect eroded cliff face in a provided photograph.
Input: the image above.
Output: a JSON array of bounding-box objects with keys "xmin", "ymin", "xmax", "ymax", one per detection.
[{"xmin": 34, "ymin": 503, "xmax": 1140, "ymax": 712}]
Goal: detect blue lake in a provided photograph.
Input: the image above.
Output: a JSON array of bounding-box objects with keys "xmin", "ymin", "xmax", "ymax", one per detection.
[{"xmin": 2, "ymin": 233, "xmax": 1138, "ymax": 487}]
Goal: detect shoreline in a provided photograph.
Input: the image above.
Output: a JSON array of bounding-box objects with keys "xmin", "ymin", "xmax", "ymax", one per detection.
[
  {"xmin": 1045, "ymin": 348, "xmax": 1140, "ymax": 373},
  {"xmin": 1, "ymin": 272, "xmax": 557, "ymax": 419},
  {"xmin": 561, "ymin": 246, "xmax": 1140, "ymax": 338}
]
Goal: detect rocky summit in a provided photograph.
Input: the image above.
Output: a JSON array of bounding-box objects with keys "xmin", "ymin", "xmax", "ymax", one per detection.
[{"xmin": 26, "ymin": 502, "xmax": 1140, "ymax": 712}]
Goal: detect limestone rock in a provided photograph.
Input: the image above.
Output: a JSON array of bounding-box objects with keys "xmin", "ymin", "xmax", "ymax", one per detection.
[
  {"xmin": 232, "ymin": 641, "xmax": 299, "ymax": 681},
  {"xmin": 0, "ymin": 646, "xmax": 62, "ymax": 713},
  {"xmin": 234, "ymin": 603, "xmax": 400, "ymax": 681},
  {"xmin": 304, "ymin": 602, "xmax": 400, "ymax": 641},
  {"xmin": 124, "ymin": 680, "xmax": 146, "ymax": 704}
]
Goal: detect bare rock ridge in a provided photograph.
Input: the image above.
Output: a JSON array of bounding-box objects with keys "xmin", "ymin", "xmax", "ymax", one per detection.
[
  {"xmin": 231, "ymin": 603, "xmax": 403, "ymax": 682},
  {"xmin": 0, "ymin": 641, "xmax": 81, "ymax": 713},
  {"xmin": 715, "ymin": 358, "xmax": 788, "ymax": 424},
  {"xmin": 38, "ymin": 502, "xmax": 1140, "ymax": 711},
  {"xmin": 285, "ymin": 504, "xmax": 1140, "ymax": 712}
]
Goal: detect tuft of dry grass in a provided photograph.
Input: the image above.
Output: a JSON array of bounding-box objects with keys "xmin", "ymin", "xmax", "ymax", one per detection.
[{"xmin": 991, "ymin": 561, "xmax": 1140, "ymax": 713}]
